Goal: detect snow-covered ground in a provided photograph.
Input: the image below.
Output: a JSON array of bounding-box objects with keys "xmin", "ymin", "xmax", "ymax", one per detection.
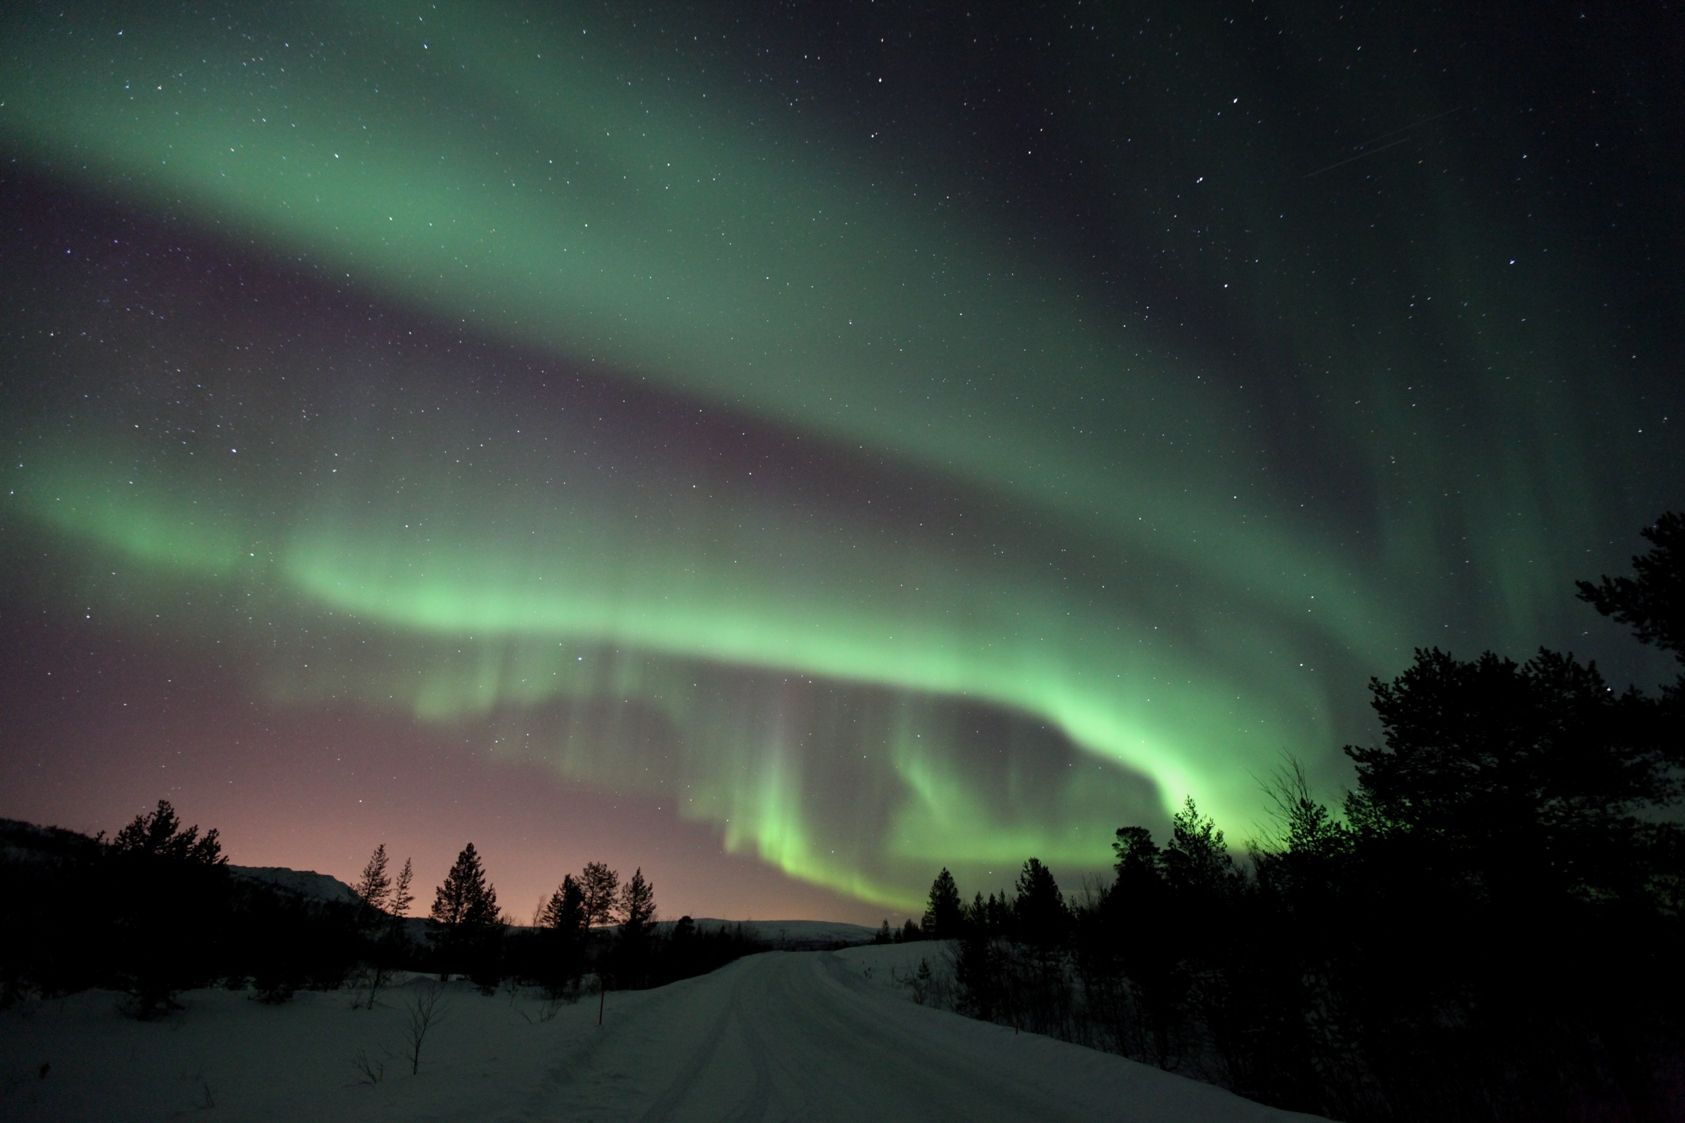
[{"xmin": 0, "ymin": 947, "xmax": 1329, "ymax": 1121}]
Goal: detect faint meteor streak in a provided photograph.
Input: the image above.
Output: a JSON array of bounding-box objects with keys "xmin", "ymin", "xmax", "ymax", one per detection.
[{"xmin": 1301, "ymin": 106, "xmax": 1464, "ymax": 179}]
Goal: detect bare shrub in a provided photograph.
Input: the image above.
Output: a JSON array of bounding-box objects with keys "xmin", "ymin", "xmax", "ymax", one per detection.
[
  {"xmin": 404, "ymin": 982, "xmax": 445, "ymax": 1075},
  {"xmin": 351, "ymin": 1048, "xmax": 385, "ymax": 1085}
]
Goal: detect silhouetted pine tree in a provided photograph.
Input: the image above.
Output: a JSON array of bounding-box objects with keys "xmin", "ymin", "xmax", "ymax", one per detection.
[
  {"xmin": 1575, "ymin": 509, "xmax": 1685, "ymax": 905},
  {"xmin": 430, "ymin": 843, "xmax": 501, "ymax": 986},
  {"xmin": 391, "ymin": 857, "xmax": 414, "ymax": 916},
  {"xmin": 1164, "ymin": 796, "xmax": 1238, "ymax": 979},
  {"xmin": 615, "ymin": 868, "xmax": 657, "ymax": 986},
  {"xmin": 353, "ymin": 843, "xmax": 391, "ymax": 914},
  {"xmin": 1323, "ymin": 514, "xmax": 1685, "ymax": 1120},
  {"xmin": 579, "ymin": 861, "xmax": 620, "ymax": 928},
  {"xmin": 1013, "ymin": 858, "xmax": 1066, "ymax": 949},
  {"xmin": 924, "ymin": 867, "xmax": 964, "ymax": 939},
  {"xmin": 1011, "ymin": 858, "xmax": 1070, "ymax": 1036},
  {"xmin": 431, "ymin": 843, "xmax": 497, "ymax": 928},
  {"xmin": 108, "ymin": 799, "xmax": 225, "ymax": 866},
  {"xmin": 351, "ymin": 843, "xmax": 414, "ymax": 1008},
  {"xmin": 1577, "ymin": 510, "xmax": 1685, "ymax": 678},
  {"xmin": 104, "ymin": 800, "xmax": 230, "ymax": 1017},
  {"xmin": 541, "ymin": 874, "xmax": 586, "ymax": 931},
  {"xmin": 620, "ymin": 868, "xmax": 656, "ymax": 933},
  {"xmin": 1344, "ymin": 647, "xmax": 1663, "ymax": 906},
  {"xmin": 1109, "ymin": 824, "xmax": 1181, "ymax": 1067},
  {"xmin": 538, "ymin": 873, "xmax": 587, "ymax": 998},
  {"xmin": 1165, "ymin": 797, "xmax": 1236, "ymax": 899}
]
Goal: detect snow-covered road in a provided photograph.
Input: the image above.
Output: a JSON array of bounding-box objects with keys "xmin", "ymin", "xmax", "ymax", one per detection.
[{"xmin": 516, "ymin": 950, "xmax": 1321, "ymax": 1122}]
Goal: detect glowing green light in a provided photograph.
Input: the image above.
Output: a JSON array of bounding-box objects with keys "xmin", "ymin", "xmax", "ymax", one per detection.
[{"xmin": 10, "ymin": 2, "xmax": 1633, "ymax": 911}]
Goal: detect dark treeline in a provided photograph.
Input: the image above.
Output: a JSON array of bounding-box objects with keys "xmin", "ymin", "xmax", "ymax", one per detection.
[
  {"xmin": 903, "ymin": 514, "xmax": 1685, "ymax": 1122},
  {"xmin": 408, "ymin": 844, "xmax": 761, "ymax": 1000},
  {"xmin": 0, "ymin": 808, "xmax": 767, "ymax": 1017},
  {"xmin": 0, "ymin": 802, "xmax": 362, "ymax": 1016}
]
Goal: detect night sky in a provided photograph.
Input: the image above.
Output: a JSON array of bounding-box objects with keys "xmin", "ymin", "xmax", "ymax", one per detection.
[{"xmin": 2, "ymin": 2, "xmax": 1680, "ymax": 926}]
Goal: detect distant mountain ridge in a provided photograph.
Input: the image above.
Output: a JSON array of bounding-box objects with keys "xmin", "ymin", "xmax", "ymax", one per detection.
[
  {"xmin": 229, "ymin": 864, "xmax": 360, "ymax": 905},
  {"xmin": 0, "ymin": 815, "xmax": 361, "ymax": 903},
  {"xmin": 0, "ymin": 817, "xmax": 875, "ymax": 943},
  {"xmin": 0, "ymin": 816, "xmax": 104, "ymax": 862}
]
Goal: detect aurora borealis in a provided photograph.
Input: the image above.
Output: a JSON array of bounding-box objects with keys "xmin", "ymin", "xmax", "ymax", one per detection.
[{"xmin": 2, "ymin": 2, "xmax": 1680, "ymax": 923}]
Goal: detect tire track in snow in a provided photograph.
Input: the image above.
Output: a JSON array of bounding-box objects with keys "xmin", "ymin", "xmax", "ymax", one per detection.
[{"xmin": 515, "ymin": 949, "xmax": 1327, "ymax": 1122}]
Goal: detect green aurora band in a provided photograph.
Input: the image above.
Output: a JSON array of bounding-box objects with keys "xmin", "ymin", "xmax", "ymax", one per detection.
[
  {"xmin": 3, "ymin": 2, "xmax": 1672, "ymax": 909},
  {"xmin": 0, "ymin": 2, "xmax": 1382, "ymax": 631}
]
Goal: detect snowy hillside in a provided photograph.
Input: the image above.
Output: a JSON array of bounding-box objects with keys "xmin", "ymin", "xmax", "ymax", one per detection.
[
  {"xmin": 0, "ymin": 818, "xmax": 101, "ymax": 864},
  {"xmin": 0, "ymin": 819, "xmax": 363, "ymax": 910},
  {"xmin": 0, "ymin": 946, "xmax": 1330, "ymax": 1122},
  {"xmin": 230, "ymin": 865, "xmax": 361, "ymax": 906}
]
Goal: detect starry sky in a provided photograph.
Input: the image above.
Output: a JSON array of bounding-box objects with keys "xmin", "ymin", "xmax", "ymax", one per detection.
[{"xmin": 2, "ymin": 2, "xmax": 1680, "ymax": 925}]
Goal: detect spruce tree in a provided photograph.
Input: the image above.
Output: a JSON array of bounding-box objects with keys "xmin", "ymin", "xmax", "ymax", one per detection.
[
  {"xmin": 924, "ymin": 867, "xmax": 964, "ymax": 939},
  {"xmin": 431, "ymin": 842, "xmax": 498, "ymax": 928},
  {"xmin": 614, "ymin": 868, "xmax": 658, "ymax": 986},
  {"xmin": 431, "ymin": 843, "xmax": 501, "ymax": 988},
  {"xmin": 541, "ymin": 874, "xmax": 586, "ymax": 932},
  {"xmin": 1013, "ymin": 858, "xmax": 1066, "ymax": 948},
  {"xmin": 538, "ymin": 873, "xmax": 587, "ymax": 998},
  {"xmin": 620, "ymin": 868, "xmax": 657, "ymax": 935}
]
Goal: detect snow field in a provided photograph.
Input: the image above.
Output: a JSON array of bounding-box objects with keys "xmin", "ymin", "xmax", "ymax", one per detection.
[{"xmin": 0, "ymin": 948, "xmax": 1330, "ymax": 1121}]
